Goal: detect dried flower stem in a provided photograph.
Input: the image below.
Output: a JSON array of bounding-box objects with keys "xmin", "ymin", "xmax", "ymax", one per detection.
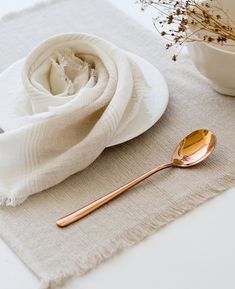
[{"xmin": 138, "ymin": 0, "xmax": 235, "ymax": 60}]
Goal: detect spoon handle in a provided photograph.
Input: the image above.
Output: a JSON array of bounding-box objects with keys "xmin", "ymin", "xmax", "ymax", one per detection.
[{"xmin": 56, "ymin": 163, "xmax": 172, "ymax": 228}]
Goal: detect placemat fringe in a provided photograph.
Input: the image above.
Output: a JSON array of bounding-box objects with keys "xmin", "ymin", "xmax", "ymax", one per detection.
[{"xmin": 0, "ymin": 0, "xmax": 66, "ymax": 24}]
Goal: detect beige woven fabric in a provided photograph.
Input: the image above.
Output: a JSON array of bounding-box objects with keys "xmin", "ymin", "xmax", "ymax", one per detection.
[{"xmin": 0, "ymin": 0, "xmax": 234, "ymax": 288}]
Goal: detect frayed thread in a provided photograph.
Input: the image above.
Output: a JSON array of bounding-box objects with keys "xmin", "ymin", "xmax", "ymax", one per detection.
[
  {"xmin": 0, "ymin": 194, "xmax": 27, "ymax": 206},
  {"xmin": 0, "ymin": 0, "xmax": 66, "ymax": 23}
]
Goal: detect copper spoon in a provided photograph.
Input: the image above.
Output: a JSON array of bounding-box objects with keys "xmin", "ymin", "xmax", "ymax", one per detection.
[{"xmin": 56, "ymin": 129, "xmax": 216, "ymax": 228}]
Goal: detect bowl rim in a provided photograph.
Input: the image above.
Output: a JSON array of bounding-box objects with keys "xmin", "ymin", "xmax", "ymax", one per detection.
[
  {"xmin": 188, "ymin": 26, "xmax": 235, "ymax": 55},
  {"xmin": 203, "ymin": 41, "xmax": 235, "ymax": 55}
]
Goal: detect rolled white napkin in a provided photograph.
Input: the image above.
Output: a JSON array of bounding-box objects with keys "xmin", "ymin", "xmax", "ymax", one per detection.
[{"xmin": 0, "ymin": 33, "xmax": 149, "ymax": 206}]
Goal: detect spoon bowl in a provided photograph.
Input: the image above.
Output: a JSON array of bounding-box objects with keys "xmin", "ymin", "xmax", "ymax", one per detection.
[{"xmin": 172, "ymin": 129, "xmax": 216, "ymax": 167}]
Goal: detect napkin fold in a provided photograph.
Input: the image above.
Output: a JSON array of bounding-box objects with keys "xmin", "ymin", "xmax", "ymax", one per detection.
[{"xmin": 0, "ymin": 33, "xmax": 148, "ymax": 206}]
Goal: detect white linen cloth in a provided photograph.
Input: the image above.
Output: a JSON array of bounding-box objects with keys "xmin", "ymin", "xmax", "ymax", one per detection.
[{"xmin": 0, "ymin": 33, "xmax": 148, "ymax": 206}]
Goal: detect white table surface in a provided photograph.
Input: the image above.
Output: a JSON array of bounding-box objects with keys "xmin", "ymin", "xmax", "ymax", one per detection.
[{"xmin": 0, "ymin": 1, "xmax": 235, "ymax": 289}]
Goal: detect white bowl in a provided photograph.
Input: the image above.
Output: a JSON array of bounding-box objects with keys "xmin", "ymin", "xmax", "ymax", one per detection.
[
  {"xmin": 187, "ymin": 0, "xmax": 235, "ymax": 96},
  {"xmin": 187, "ymin": 41, "xmax": 235, "ymax": 96}
]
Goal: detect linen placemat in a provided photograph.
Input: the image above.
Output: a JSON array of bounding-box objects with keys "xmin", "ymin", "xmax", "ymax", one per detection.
[{"xmin": 0, "ymin": 0, "xmax": 234, "ymax": 288}]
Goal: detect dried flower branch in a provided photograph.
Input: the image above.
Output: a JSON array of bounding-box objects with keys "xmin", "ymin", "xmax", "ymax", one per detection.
[{"xmin": 138, "ymin": 0, "xmax": 235, "ymax": 60}]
